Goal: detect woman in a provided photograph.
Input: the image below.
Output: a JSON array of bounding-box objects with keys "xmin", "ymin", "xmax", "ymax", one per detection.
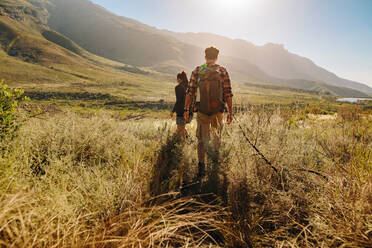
[{"xmin": 170, "ymin": 71, "xmax": 189, "ymax": 137}]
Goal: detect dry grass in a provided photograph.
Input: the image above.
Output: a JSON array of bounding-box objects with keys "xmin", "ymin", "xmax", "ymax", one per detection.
[{"xmin": 0, "ymin": 107, "xmax": 371, "ymax": 247}]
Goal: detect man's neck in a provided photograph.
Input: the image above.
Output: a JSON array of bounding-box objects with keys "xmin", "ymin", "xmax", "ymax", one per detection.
[{"xmin": 206, "ymin": 60, "xmax": 216, "ymax": 66}]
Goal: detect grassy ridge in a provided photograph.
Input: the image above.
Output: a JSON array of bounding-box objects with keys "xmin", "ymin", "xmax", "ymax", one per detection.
[{"xmin": 0, "ymin": 4, "xmax": 175, "ymax": 100}]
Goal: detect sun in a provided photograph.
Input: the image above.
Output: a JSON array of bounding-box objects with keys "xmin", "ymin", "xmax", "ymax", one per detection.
[{"xmin": 215, "ymin": 0, "xmax": 260, "ymax": 13}]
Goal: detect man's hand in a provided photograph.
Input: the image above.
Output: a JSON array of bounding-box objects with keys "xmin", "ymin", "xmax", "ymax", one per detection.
[
  {"xmin": 184, "ymin": 111, "xmax": 189, "ymax": 122},
  {"xmin": 170, "ymin": 112, "xmax": 174, "ymax": 118},
  {"xmin": 227, "ymin": 112, "xmax": 233, "ymax": 125}
]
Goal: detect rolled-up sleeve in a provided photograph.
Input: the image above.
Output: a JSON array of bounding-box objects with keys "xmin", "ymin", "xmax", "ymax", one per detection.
[{"xmin": 187, "ymin": 67, "xmax": 199, "ymax": 98}]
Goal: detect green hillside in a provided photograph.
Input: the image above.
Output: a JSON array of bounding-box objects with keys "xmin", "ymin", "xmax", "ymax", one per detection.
[{"xmin": 0, "ymin": 0, "xmax": 176, "ymax": 100}]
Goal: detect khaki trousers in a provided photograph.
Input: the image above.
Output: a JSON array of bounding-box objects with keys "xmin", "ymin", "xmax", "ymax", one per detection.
[{"xmin": 196, "ymin": 112, "xmax": 223, "ymax": 148}]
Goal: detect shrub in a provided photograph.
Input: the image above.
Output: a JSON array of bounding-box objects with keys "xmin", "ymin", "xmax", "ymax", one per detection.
[{"xmin": 0, "ymin": 80, "xmax": 28, "ymax": 141}]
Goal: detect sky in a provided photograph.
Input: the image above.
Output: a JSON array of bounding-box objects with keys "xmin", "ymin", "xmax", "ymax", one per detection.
[{"xmin": 90, "ymin": 0, "xmax": 372, "ymax": 87}]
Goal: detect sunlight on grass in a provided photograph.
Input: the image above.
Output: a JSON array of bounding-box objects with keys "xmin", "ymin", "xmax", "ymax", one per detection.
[{"xmin": 0, "ymin": 106, "xmax": 370, "ymax": 247}]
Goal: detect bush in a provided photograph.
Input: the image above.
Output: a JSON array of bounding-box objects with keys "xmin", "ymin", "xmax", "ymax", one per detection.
[{"xmin": 0, "ymin": 80, "xmax": 27, "ymax": 141}]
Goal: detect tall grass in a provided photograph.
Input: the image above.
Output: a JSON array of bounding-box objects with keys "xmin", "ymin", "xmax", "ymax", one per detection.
[{"xmin": 0, "ymin": 107, "xmax": 371, "ymax": 247}]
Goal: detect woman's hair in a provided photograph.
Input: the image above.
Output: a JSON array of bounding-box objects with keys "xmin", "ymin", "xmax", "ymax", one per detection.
[{"xmin": 177, "ymin": 71, "xmax": 188, "ymax": 87}]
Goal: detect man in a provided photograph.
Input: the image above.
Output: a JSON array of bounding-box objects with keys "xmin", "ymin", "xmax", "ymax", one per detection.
[{"xmin": 184, "ymin": 46, "xmax": 233, "ymax": 179}]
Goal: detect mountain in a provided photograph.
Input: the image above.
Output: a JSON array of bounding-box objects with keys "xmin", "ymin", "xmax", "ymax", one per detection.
[
  {"xmin": 45, "ymin": 0, "xmax": 199, "ymax": 69},
  {"xmin": 45, "ymin": 0, "xmax": 276, "ymax": 84},
  {"xmin": 0, "ymin": 0, "xmax": 160, "ymax": 93},
  {"xmin": 0, "ymin": 0, "xmax": 370, "ymax": 98},
  {"xmin": 163, "ymin": 32, "xmax": 372, "ymax": 95},
  {"xmin": 44, "ymin": 0, "xmax": 370, "ymax": 97}
]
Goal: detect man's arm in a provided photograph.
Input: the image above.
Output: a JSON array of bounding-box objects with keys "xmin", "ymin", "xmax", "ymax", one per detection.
[
  {"xmin": 184, "ymin": 69, "xmax": 198, "ymax": 120},
  {"xmin": 184, "ymin": 94, "xmax": 191, "ymax": 118},
  {"xmin": 184, "ymin": 91, "xmax": 192, "ymax": 112},
  {"xmin": 221, "ymin": 68, "xmax": 233, "ymax": 124},
  {"xmin": 226, "ymin": 96, "xmax": 233, "ymax": 124}
]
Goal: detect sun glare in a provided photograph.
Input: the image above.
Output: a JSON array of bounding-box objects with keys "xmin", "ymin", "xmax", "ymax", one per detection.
[{"xmin": 217, "ymin": 0, "xmax": 259, "ymax": 12}]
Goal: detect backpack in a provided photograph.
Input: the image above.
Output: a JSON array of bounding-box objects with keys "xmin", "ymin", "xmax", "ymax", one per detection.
[{"xmin": 197, "ymin": 64, "xmax": 224, "ymax": 115}]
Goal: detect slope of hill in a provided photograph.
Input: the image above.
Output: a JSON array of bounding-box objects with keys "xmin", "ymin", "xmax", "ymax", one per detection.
[
  {"xmin": 279, "ymin": 79, "xmax": 369, "ymax": 97},
  {"xmin": 46, "ymin": 0, "xmax": 200, "ymax": 68},
  {"xmin": 165, "ymin": 32, "xmax": 372, "ymax": 95},
  {"xmin": 0, "ymin": 0, "xmax": 176, "ymax": 100}
]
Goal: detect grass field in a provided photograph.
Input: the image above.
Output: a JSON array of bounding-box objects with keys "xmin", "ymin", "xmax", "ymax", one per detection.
[{"xmin": 0, "ymin": 98, "xmax": 371, "ymax": 247}]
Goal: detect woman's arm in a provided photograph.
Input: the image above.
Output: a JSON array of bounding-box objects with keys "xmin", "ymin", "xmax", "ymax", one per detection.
[{"xmin": 172, "ymin": 88, "xmax": 177, "ymax": 113}]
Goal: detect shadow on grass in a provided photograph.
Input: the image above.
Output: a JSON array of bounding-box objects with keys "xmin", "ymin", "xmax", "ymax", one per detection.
[
  {"xmin": 25, "ymin": 91, "xmax": 174, "ymax": 111},
  {"xmin": 149, "ymin": 129, "xmax": 234, "ymax": 202},
  {"xmin": 148, "ymin": 132, "xmax": 233, "ymax": 246},
  {"xmin": 201, "ymin": 145, "xmax": 231, "ymax": 205},
  {"xmin": 24, "ymin": 91, "xmax": 116, "ymax": 101},
  {"xmin": 149, "ymin": 132, "xmax": 184, "ymax": 199}
]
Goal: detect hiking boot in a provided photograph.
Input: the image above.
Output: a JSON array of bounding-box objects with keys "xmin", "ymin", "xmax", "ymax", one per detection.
[{"xmin": 196, "ymin": 162, "xmax": 206, "ymax": 179}]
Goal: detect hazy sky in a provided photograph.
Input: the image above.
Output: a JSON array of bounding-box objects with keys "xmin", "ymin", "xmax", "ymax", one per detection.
[{"xmin": 91, "ymin": 0, "xmax": 372, "ymax": 87}]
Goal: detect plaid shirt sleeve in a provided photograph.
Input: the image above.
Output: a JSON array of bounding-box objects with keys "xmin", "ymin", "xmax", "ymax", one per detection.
[
  {"xmin": 220, "ymin": 66, "xmax": 233, "ymax": 101},
  {"xmin": 186, "ymin": 66, "xmax": 200, "ymax": 98}
]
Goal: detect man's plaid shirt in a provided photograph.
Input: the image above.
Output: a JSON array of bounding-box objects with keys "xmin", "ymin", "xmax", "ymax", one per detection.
[{"xmin": 186, "ymin": 64, "xmax": 233, "ymax": 102}]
